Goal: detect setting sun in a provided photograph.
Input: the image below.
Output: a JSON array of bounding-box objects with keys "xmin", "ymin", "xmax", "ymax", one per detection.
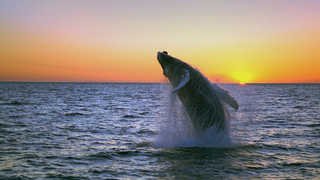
[{"xmin": 230, "ymin": 71, "xmax": 253, "ymax": 85}]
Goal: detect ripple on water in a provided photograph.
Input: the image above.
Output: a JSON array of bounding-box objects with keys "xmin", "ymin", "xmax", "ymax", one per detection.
[
  {"xmin": 86, "ymin": 152, "xmax": 113, "ymax": 160},
  {"xmin": 64, "ymin": 112, "xmax": 87, "ymax": 116},
  {"xmin": 122, "ymin": 114, "xmax": 141, "ymax": 118}
]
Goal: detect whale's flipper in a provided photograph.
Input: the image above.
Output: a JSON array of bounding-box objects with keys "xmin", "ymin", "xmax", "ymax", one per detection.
[
  {"xmin": 172, "ymin": 69, "xmax": 190, "ymax": 94},
  {"xmin": 212, "ymin": 84, "xmax": 239, "ymax": 110}
]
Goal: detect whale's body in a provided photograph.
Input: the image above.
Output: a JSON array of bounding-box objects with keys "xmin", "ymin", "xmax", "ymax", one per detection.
[{"xmin": 157, "ymin": 51, "xmax": 238, "ymax": 133}]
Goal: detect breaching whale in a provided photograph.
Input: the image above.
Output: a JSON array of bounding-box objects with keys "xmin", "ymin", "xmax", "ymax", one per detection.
[{"xmin": 157, "ymin": 51, "xmax": 239, "ymax": 133}]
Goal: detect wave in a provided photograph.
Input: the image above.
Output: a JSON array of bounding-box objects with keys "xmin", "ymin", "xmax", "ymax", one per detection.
[
  {"xmin": 64, "ymin": 112, "xmax": 87, "ymax": 116},
  {"xmin": 86, "ymin": 152, "xmax": 113, "ymax": 160},
  {"xmin": 122, "ymin": 114, "xmax": 141, "ymax": 118},
  {"xmin": 0, "ymin": 100, "xmax": 27, "ymax": 106}
]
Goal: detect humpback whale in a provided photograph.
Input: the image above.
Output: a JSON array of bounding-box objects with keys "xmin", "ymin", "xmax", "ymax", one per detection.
[{"xmin": 157, "ymin": 51, "xmax": 239, "ymax": 133}]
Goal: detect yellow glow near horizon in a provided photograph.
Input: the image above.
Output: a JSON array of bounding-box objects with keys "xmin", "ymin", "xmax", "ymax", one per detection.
[{"xmin": 230, "ymin": 71, "xmax": 254, "ymax": 85}]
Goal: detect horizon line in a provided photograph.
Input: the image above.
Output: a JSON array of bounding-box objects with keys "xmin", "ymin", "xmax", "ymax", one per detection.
[{"xmin": 0, "ymin": 81, "xmax": 319, "ymax": 85}]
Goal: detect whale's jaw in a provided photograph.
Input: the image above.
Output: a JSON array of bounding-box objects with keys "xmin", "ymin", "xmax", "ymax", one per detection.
[
  {"xmin": 157, "ymin": 51, "xmax": 190, "ymax": 79},
  {"xmin": 157, "ymin": 51, "xmax": 174, "ymax": 77}
]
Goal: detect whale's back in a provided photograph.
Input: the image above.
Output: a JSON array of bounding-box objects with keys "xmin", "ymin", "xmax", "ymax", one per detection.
[{"xmin": 177, "ymin": 69, "xmax": 227, "ymax": 132}]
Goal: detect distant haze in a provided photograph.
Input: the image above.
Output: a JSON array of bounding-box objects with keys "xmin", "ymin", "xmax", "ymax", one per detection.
[{"xmin": 1, "ymin": 0, "xmax": 320, "ymax": 83}]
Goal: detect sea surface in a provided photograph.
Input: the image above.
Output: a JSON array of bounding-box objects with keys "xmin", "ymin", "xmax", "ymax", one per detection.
[{"xmin": 0, "ymin": 82, "xmax": 319, "ymax": 179}]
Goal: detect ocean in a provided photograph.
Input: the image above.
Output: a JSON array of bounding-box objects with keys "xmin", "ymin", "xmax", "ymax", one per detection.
[{"xmin": 0, "ymin": 82, "xmax": 319, "ymax": 179}]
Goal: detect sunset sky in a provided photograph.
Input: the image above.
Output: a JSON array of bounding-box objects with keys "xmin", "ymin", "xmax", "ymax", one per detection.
[{"xmin": 1, "ymin": 0, "xmax": 319, "ymax": 83}]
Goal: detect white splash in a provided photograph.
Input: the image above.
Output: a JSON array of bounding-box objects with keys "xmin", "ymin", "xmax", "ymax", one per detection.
[{"xmin": 153, "ymin": 85, "xmax": 236, "ymax": 148}]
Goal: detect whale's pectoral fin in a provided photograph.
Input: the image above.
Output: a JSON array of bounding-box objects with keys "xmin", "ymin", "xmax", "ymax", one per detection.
[
  {"xmin": 212, "ymin": 84, "xmax": 239, "ymax": 110},
  {"xmin": 223, "ymin": 95, "xmax": 239, "ymax": 110},
  {"xmin": 172, "ymin": 69, "xmax": 190, "ymax": 94}
]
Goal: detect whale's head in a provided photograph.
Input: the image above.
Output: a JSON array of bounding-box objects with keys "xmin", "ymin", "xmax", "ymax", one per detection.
[{"xmin": 157, "ymin": 51, "xmax": 190, "ymax": 82}]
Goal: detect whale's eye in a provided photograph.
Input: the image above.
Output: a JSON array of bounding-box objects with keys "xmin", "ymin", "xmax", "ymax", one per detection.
[{"xmin": 163, "ymin": 51, "xmax": 168, "ymax": 54}]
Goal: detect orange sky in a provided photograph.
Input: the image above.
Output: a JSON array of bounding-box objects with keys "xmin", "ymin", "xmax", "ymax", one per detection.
[{"xmin": 1, "ymin": 1, "xmax": 320, "ymax": 83}]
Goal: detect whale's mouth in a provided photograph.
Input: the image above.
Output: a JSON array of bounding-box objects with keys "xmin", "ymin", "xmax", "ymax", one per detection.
[
  {"xmin": 157, "ymin": 51, "xmax": 169, "ymax": 64},
  {"xmin": 157, "ymin": 51, "xmax": 170, "ymax": 76}
]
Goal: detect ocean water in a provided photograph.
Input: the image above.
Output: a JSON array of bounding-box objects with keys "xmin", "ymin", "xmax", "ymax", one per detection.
[{"xmin": 0, "ymin": 82, "xmax": 319, "ymax": 179}]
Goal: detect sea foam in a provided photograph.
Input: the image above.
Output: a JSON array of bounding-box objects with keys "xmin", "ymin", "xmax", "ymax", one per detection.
[{"xmin": 153, "ymin": 86, "xmax": 235, "ymax": 148}]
